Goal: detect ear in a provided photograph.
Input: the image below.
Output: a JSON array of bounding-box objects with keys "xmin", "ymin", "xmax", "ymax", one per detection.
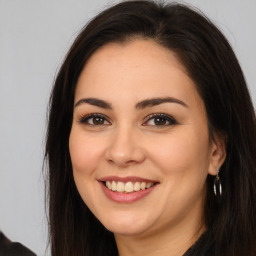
[{"xmin": 208, "ymin": 132, "xmax": 227, "ymax": 176}]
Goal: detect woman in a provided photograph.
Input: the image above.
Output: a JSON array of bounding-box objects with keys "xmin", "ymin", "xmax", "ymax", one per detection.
[{"xmin": 45, "ymin": 1, "xmax": 256, "ymax": 255}]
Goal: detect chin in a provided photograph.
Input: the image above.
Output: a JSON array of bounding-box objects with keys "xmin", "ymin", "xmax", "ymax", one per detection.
[
  {"xmin": 106, "ymin": 224, "xmax": 148, "ymax": 237},
  {"xmin": 99, "ymin": 212, "xmax": 155, "ymax": 237}
]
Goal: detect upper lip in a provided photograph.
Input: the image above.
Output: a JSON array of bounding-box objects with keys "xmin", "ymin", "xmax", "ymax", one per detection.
[{"xmin": 98, "ymin": 176, "xmax": 159, "ymax": 183}]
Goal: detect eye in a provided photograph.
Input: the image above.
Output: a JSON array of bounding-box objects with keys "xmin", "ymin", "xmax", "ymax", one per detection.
[
  {"xmin": 143, "ymin": 113, "xmax": 178, "ymax": 127},
  {"xmin": 79, "ymin": 113, "xmax": 111, "ymax": 126}
]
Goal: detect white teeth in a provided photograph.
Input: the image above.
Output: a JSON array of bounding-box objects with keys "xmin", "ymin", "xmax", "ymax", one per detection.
[
  {"xmin": 105, "ymin": 181, "xmax": 155, "ymax": 193},
  {"xmin": 125, "ymin": 182, "xmax": 134, "ymax": 193},
  {"xmin": 141, "ymin": 182, "xmax": 146, "ymax": 190},
  {"xmin": 134, "ymin": 182, "xmax": 141, "ymax": 191},
  {"xmin": 117, "ymin": 181, "xmax": 125, "ymax": 192},
  {"xmin": 112, "ymin": 181, "xmax": 117, "ymax": 191},
  {"xmin": 146, "ymin": 182, "xmax": 153, "ymax": 188},
  {"xmin": 106, "ymin": 181, "xmax": 112, "ymax": 189}
]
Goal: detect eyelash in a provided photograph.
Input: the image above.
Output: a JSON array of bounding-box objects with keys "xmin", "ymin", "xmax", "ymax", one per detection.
[
  {"xmin": 78, "ymin": 113, "xmax": 111, "ymax": 126},
  {"xmin": 78, "ymin": 113, "xmax": 178, "ymax": 127},
  {"xmin": 143, "ymin": 113, "xmax": 178, "ymax": 127}
]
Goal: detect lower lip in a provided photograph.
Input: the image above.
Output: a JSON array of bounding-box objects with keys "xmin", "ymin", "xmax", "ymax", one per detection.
[{"xmin": 99, "ymin": 182, "xmax": 157, "ymax": 203}]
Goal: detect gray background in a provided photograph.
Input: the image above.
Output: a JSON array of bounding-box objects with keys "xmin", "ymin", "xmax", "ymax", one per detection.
[{"xmin": 0, "ymin": 0, "xmax": 255, "ymax": 255}]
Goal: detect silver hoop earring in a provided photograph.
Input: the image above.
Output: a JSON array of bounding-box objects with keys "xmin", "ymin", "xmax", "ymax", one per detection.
[{"xmin": 213, "ymin": 172, "xmax": 222, "ymax": 196}]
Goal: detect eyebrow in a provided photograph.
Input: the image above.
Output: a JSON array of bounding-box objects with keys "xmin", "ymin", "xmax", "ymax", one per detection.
[
  {"xmin": 74, "ymin": 96, "xmax": 188, "ymax": 109},
  {"xmin": 135, "ymin": 97, "xmax": 188, "ymax": 109},
  {"xmin": 74, "ymin": 98, "xmax": 112, "ymax": 109}
]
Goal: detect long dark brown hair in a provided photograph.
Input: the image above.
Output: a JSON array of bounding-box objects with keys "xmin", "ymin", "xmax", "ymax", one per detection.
[{"xmin": 45, "ymin": 1, "xmax": 256, "ymax": 255}]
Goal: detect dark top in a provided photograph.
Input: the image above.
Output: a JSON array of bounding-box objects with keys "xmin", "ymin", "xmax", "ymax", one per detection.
[
  {"xmin": 0, "ymin": 229, "xmax": 212, "ymax": 256},
  {"xmin": 183, "ymin": 229, "xmax": 214, "ymax": 256},
  {"xmin": 0, "ymin": 231, "xmax": 36, "ymax": 256}
]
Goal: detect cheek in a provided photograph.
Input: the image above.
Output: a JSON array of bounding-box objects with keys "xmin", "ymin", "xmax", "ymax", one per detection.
[
  {"xmin": 147, "ymin": 128, "xmax": 210, "ymax": 217},
  {"xmin": 69, "ymin": 128, "xmax": 106, "ymax": 209},
  {"xmin": 148, "ymin": 127, "xmax": 210, "ymax": 178},
  {"xmin": 69, "ymin": 128, "xmax": 104, "ymax": 176}
]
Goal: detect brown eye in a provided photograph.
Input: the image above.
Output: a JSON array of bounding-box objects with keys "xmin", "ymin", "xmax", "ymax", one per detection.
[
  {"xmin": 79, "ymin": 114, "xmax": 111, "ymax": 126},
  {"xmin": 92, "ymin": 117, "xmax": 105, "ymax": 125},
  {"xmin": 143, "ymin": 113, "xmax": 178, "ymax": 127},
  {"xmin": 154, "ymin": 117, "xmax": 167, "ymax": 126}
]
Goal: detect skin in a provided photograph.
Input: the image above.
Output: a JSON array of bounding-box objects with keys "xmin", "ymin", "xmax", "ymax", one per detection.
[{"xmin": 69, "ymin": 39, "xmax": 226, "ymax": 256}]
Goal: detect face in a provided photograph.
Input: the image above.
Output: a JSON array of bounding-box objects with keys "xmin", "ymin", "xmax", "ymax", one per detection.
[{"xmin": 69, "ymin": 39, "xmax": 222, "ymax": 238}]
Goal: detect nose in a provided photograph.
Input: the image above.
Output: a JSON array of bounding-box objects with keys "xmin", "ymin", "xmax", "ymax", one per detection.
[{"xmin": 105, "ymin": 126, "xmax": 146, "ymax": 167}]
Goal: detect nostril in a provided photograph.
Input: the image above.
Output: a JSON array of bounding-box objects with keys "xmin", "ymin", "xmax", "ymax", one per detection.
[{"xmin": 105, "ymin": 136, "xmax": 146, "ymax": 166}]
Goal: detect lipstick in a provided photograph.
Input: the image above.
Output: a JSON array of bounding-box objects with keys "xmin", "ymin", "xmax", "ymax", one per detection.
[{"xmin": 98, "ymin": 176, "xmax": 158, "ymax": 203}]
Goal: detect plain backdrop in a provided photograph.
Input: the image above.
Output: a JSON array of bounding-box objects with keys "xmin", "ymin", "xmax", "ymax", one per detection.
[{"xmin": 0, "ymin": 0, "xmax": 255, "ymax": 255}]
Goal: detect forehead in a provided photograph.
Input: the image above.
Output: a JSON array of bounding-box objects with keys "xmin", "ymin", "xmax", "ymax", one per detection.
[
  {"xmin": 80, "ymin": 39, "xmax": 188, "ymax": 79},
  {"xmin": 75, "ymin": 39, "xmax": 202, "ymax": 107}
]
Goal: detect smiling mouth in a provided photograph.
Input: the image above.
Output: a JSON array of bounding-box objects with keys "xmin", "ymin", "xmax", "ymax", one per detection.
[{"xmin": 103, "ymin": 181, "xmax": 157, "ymax": 193}]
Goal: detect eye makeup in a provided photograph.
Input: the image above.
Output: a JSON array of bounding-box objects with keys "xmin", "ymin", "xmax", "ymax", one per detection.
[
  {"xmin": 78, "ymin": 113, "xmax": 111, "ymax": 126},
  {"xmin": 142, "ymin": 113, "xmax": 178, "ymax": 127}
]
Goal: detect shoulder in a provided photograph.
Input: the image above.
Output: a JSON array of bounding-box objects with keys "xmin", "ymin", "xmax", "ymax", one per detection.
[{"xmin": 0, "ymin": 231, "xmax": 36, "ymax": 256}]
